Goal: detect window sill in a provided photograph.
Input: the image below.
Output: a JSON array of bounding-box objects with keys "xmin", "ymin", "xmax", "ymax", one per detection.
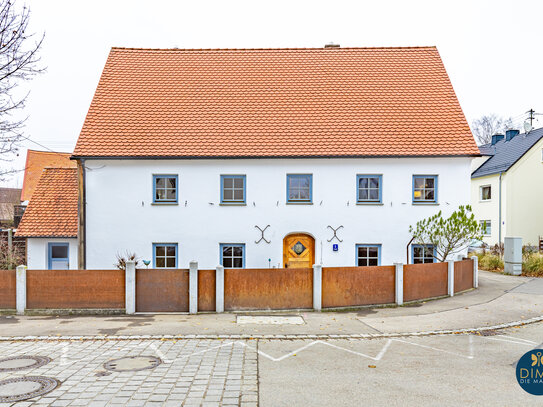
[
  {"xmin": 286, "ymin": 202, "xmax": 313, "ymax": 205},
  {"xmin": 151, "ymin": 202, "xmax": 179, "ymax": 206},
  {"xmin": 412, "ymin": 202, "xmax": 439, "ymax": 206},
  {"xmin": 219, "ymin": 202, "xmax": 247, "ymax": 206},
  {"xmin": 356, "ymin": 202, "xmax": 384, "ymax": 206},
  {"xmin": 479, "ymin": 200, "xmax": 492, "ymax": 203}
]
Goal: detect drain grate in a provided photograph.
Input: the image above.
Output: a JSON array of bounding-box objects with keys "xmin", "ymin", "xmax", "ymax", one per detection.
[
  {"xmin": 0, "ymin": 376, "xmax": 60, "ymax": 403},
  {"xmin": 476, "ymin": 330, "xmax": 500, "ymax": 336},
  {"xmin": 103, "ymin": 356, "xmax": 162, "ymax": 372},
  {"xmin": 0, "ymin": 356, "xmax": 51, "ymax": 372}
]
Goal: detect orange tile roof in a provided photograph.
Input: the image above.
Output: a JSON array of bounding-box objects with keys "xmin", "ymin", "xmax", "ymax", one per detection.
[
  {"xmin": 73, "ymin": 46, "xmax": 479, "ymax": 158},
  {"xmin": 16, "ymin": 168, "xmax": 78, "ymax": 238},
  {"xmin": 21, "ymin": 150, "xmax": 76, "ymax": 202}
]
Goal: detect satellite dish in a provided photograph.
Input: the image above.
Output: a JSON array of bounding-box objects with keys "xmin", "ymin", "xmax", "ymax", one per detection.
[{"xmin": 524, "ymin": 120, "xmax": 532, "ymax": 133}]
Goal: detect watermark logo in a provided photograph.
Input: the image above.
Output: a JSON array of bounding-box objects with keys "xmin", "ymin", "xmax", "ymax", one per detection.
[{"xmin": 516, "ymin": 349, "xmax": 543, "ymax": 395}]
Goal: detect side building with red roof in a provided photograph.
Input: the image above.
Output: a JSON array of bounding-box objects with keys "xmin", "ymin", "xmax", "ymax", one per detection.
[{"xmin": 16, "ymin": 168, "xmax": 78, "ymax": 269}]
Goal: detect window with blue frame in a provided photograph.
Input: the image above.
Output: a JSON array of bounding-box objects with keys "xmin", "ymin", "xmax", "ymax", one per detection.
[
  {"xmin": 153, "ymin": 243, "xmax": 178, "ymax": 268},
  {"xmin": 153, "ymin": 175, "xmax": 178, "ymax": 203},
  {"xmin": 287, "ymin": 174, "xmax": 312, "ymax": 203},
  {"xmin": 221, "ymin": 175, "xmax": 246, "ymax": 204},
  {"xmin": 413, "ymin": 175, "xmax": 437, "ymax": 203},
  {"xmin": 480, "ymin": 220, "xmax": 491, "ymax": 236},
  {"xmin": 48, "ymin": 243, "xmax": 69, "ymax": 270},
  {"xmin": 357, "ymin": 175, "xmax": 382, "ymax": 203},
  {"xmin": 220, "ymin": 244, "xmax": 245, "ymax": 268},
  {"xmin": 412, "ymin": 244, "xmax": 435, "ymax": 264},
  {"xmin": 356, "ymin": 244, "xmax": 381, "ymax": 266}
]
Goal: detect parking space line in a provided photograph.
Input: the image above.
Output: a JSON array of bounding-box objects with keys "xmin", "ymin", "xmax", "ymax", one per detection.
[
  {"xmin": 240, "ymin": 339, "xmax": 392, "ymax": 362},
  {"xmin": 495, "ymin": 335, "xmax": 537, "ymax": 344},
  {"xmin": 481, "ymin": 337, "xmax": 535, "ymax": 346},
  {"xmin": 392, "ymin": 339, "xmax": 474, "ymax": 359}
]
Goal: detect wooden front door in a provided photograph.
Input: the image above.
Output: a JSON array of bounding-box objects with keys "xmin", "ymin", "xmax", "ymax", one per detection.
[{"xmin": 283, "ymin": 234, "xmax": 315, "ymax": 269}]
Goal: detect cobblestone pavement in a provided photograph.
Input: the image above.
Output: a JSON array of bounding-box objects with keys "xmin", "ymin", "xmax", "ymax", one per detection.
[{"xmin": 0, "ymin": 339, "xmax": 258, "ymax": 406}]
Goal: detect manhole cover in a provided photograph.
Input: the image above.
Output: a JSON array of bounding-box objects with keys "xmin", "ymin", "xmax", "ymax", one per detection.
[
  {"xmin": 0, "ymin": 356, "xmax": 51, "ymax": 372},
  {"xmin": 103, "ymin": 356, "xmax": 161, "ymax": 372},
  {"xmin": 0, "ymin": 376, "xmax": 60, "ymax": 403},
  {"xmin": 237, "ymin": 315, "xmax": 305, "ymax": 325}
]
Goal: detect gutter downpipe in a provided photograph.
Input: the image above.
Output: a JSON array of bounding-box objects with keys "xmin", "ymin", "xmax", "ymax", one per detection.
[{"xmin": 498, "ymin": 172, "xmax": 503, "ymax": 246}]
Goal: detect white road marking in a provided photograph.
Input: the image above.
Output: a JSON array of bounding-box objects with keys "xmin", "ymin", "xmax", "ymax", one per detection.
[
  {"xmin": 60, "ymin": 342, "xmax": 70, "ymax": 366},
  {"xmin": 481, "ymin": 337, "xmax": 535, "ymax": 346},
  {"xmin": 149, "ymin": 342, "xmax": 173, "ymax": 363},
  {"xmin": 392, "ymin": 339, "xmax": 474, "ymax": 359},
  {"xmin": 239, "ymin": 339, "xmax": 392, "ymax": 362},
  {"xmin": 237, "ymin": 316, "xmax": 305, "ymax": 325},
  {"xmin": 495, "ymin": 335, "xmax": 537, "ymax": 344}
]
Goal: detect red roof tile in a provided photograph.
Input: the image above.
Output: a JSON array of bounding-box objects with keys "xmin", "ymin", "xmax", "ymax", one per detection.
[
  {"xmin": 73, "ymin": 46, "xmax": 478, "ymax": 158},
  {"xmin": 16, "ymin": 168, "xmax": 78, "ymax": 238},
  {"xmin": 21, "ymin": 150, "xmax": 76, "ymax": 202}
]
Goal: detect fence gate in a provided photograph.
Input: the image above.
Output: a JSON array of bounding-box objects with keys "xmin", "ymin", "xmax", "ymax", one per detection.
[{"xmin": 135, "ymin": 269, "xmax": 189, "ymax": 312}]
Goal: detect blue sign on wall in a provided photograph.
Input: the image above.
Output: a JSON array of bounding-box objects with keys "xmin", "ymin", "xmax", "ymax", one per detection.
[{"xmin": 333, "ymin": 244, "xmax": 339, "ymax": 252}]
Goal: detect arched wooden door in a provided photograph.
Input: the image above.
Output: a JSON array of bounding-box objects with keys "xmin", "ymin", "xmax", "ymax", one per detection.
[{"xmin": 283, "ymin": 233, "xmax": 315, "ymax": 269}]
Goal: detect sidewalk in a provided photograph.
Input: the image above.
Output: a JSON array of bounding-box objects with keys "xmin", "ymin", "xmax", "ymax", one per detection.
[{"xmin": 1, "ymin": 271, "xmax": 541, "ymax": 339}]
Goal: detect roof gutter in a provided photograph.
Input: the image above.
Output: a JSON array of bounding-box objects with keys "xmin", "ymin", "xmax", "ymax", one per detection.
[{"xmin": 70, "ymin": 153, "xmax": 482, "ymax": 160}]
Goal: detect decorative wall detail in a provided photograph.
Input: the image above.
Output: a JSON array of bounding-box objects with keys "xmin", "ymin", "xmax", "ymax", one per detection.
[
  {"xmin": 327, "ymin": 225, "xmax": 344, "ymax": 242},
  {"xmin": 255, "ymin": 225, "xmax": 271, "ymax": 244}
]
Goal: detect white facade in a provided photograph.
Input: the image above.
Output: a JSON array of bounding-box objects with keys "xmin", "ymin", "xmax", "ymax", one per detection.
[
  {"xmin": 27, "ymin": 238, "xmax": 78, "ymax": 270},
  {"xmin": 84, "ymin": 157, "xmax": 472, "ymax": 269}
]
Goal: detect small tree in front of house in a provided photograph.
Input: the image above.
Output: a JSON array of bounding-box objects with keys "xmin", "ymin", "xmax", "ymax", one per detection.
[{"xmin": 408, "ymin": 205, "xmax": 483, "ymax": 262}]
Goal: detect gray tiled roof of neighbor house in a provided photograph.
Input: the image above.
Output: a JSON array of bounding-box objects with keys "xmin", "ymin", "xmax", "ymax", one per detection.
[{"xmin": 471, "ymin": 127, "xmax": 543, "ymax": 178}]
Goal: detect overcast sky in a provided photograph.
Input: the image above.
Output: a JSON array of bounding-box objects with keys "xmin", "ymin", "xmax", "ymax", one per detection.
[{"xmin": 1, "ymin": 0, "xmax": 542, "ymax": 187}]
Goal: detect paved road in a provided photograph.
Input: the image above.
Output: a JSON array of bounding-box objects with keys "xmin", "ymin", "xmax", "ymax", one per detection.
[{"xmin": 1, "ymin": 322, "xmax": 542, "ymax": 406}]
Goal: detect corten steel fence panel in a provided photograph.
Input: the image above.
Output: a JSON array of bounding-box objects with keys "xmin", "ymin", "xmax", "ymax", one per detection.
[
  {"xmin": 136, "ymin": 269, "xmax": 189, "ymax": 312},
  {"xmin": 198, "ymin": 269, "xmax": 216, "ymax": 312},
  {"xmin": 403, "ymin": 262, "xmax": 448, "ymax": 302},
  {"xmin": 224, "ymin": 268, "xmax": 313, "ymax": 311},
  {"xmin": 26, "ymin": 270, "xmax": 125, "ymax": 309},
  {"xmin": 454, "ymin": 259, "xmax": 474, "ymax": 293},
  {"xmin": 322, "ymin": 266, "xmax": 396, "ymax": 308},
  {"xmin": 0, "ymin": 269, "xmax": 16, "ymax": 309}
]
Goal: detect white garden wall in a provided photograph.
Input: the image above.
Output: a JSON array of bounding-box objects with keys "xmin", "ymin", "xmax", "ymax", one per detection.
[{"xmin": 84, "ymin": 157, "xmax": 472, "ymax": 269}]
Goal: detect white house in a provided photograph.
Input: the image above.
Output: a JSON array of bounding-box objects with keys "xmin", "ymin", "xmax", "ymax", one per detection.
[
  {"xmin": 25, "ymin": 46, "xmax": 480, "ymax": 270},
  {"xmin": 471, "ymin": 127, "xmax": 543, "ymax": 247}
]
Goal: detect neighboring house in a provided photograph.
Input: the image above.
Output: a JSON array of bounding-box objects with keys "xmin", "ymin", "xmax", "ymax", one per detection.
[
  {"xmin": 15, "ymin": 168, "xmax": 78, "ymax": 269},
  {"xmin": 20, "ymin": 149, "xmax": 76, "ymax": 203},
  {"xmin": 0, "ymin": 187, "xmax": 22, "ymax": 227},
  {"xmin": 65, "ymin": 46, "xmax": 479, "ymax": 270},
  {"xmin": 471, "ymin": 127, "xmax": 543, "ymax": 247}
]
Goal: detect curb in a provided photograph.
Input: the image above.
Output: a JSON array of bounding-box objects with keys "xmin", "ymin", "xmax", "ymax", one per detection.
[{"xmin": 0, "ymin": 315, "xmax": 542, "ymax": 342}]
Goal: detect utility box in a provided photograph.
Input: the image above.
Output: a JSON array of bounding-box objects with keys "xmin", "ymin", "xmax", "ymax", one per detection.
[{"xmin": 504, "ymin": 237, "xmax": 522, "ymax": 275}]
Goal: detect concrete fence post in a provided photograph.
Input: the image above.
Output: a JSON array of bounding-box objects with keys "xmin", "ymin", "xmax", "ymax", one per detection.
[
  {"xmin": 125, "ymin": 260, "xmax": 136, "ymax": 314},
  {"xmin": 189, "ymin": 261, "xmax": 198, "ymax": 314},
  {"xmin": 216, "ymin": 265, "xmax": 224, "ymax": 313},
  {"xmin": 312, "ymin": 264, "xmax": 322, "ymax": 311},
  {"xmin": 394, "ymin": 263, "xmax": 403, "ymax": 306},
  {"xmin": 447, "ymin": 260, "xmax": 455, "ymax": 297},
  {"xmin": 471, "ymin": 256, "xmax": 479, "ymax": 288},
  {"xmin": 16, "ymin": 264, "xmax": 27, "ymax": 315}
]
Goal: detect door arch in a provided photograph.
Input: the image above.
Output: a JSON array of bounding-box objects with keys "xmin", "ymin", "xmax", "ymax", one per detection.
[{"xmin": 283, "ymin": 233, "xmax": 315, "ymax": 269}]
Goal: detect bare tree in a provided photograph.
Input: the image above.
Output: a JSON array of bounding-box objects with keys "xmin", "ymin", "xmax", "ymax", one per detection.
[
  {"xmin": 0, "ymin": 0, "xmax": 44, "ymax": 178},
  {"xmin": 471, "ymin": 114, "xmax": 513, "ymax": 145}
]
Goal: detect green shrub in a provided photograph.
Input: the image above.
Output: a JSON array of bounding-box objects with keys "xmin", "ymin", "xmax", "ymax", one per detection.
[
  {"xmin": 523, "ymin": 253, "xmax": 543, "ymax": 276},
  {"xmin": 479, "ymin": 253, "xmax": 504, "ymax": 271}
]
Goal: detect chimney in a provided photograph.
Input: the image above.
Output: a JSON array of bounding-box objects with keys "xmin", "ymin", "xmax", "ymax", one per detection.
[
  {"xmin": 505, "ymin": 129, "xmax": 520, "ymax": 141},
  {"xmin": 324, "ymin": 43, "xmax": 340, "ymax": 48},
  {"xmin": 491, "ymin": 134, "xmax": 504, "ymax": 145}
]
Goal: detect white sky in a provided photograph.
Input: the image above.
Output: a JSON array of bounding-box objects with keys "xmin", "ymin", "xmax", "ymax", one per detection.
[{"xmin": 2, "ymin": 0, "xmax": 542, "ymax": 187}]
